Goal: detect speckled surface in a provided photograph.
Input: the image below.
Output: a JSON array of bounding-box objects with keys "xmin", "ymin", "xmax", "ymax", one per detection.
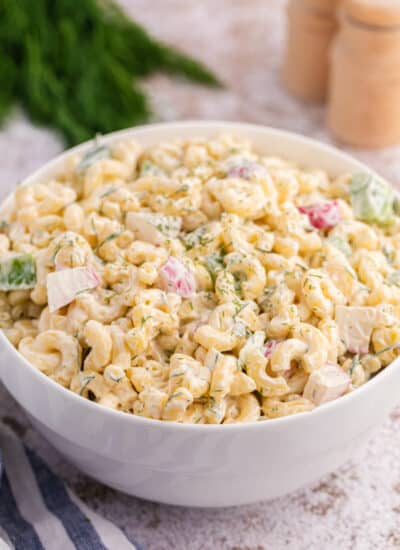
[{"xmin": 1, "ymin": 2, "xmax": 400, "ymax": 549}]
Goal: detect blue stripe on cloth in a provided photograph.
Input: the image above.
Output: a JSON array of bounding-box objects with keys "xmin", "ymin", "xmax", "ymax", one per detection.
[
  {"xmin": 25, "ymin": 449, "xmax": 107, "ymax": 550},
  {"xmin": 0, "ymin": 472, "xmax": 44, "ymax": 550}
]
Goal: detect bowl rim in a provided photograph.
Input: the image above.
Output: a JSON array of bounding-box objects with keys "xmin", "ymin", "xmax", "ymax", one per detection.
[{"xmin": 1, "ymin": 119, "xmax": 399, "ymax": 433}]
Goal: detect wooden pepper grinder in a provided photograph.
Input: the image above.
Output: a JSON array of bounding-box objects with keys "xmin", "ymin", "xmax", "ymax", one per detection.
[
  {"xmin": 328, "ymin": 0, "xmax": 400, "ymax": 148},
  {"xmin": 282, "ymin": 0, "xmax": 340, "ymax": 102}
]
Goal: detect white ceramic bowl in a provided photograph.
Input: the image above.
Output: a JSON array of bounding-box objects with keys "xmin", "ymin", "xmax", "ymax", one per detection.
[{"xmin": 1, "ymin": 121, "xmax": 400, "ymax": 508}]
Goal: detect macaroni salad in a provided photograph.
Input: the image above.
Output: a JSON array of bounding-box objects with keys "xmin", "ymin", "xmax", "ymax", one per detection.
[{"xmin": 1, "ymin": 134, "xmax": 400, "ymax": 424}]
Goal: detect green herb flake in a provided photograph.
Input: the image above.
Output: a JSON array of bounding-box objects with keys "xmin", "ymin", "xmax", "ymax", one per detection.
[
  {"xmin": 173, "ymin": 184, "xmax": 189, "ymax": 195},
  {"xmin": 383, "ymin": 246, "xmax": 395, "ymax": 266},
  {"xmin": 50, "ymin": 239, "xmax": 74, "ymax": 265},
  {"xmin": 90, "ymin": 217, "xmax": 98, "ymax": 239},
  {"xmin": 94, "ymin": 231, "xmax": 122, "ymax": 253},
  {"xmin": 375, "ymin": 344, "xmax": 400, "ymax": 356},
  {"xmin": 184, "ymin": 225, "xmax": 213, "ymax": 250},
  {"xmin": 387, "ymin": 271, "xmax": 400, "ymax": 287},
  {"xmin": 233, "ymin": 300, "xmax": 247, "ymax": 318},
  {"xmin": 108, "ymin": 374, "xmax": 124, "ymax": 383},
  {"xmin": 349, "ymin": 354, "xmax": 359, "ymax": 376},
  {"xmin": 78, "ymin": 145, "xmax": 111, "ymax": 173},
  {"xmin": 100, "ymin": 186, "xmax": 118, "ymax": 199},
  {"xmin": 170, "ymin": 370, "xmax": 186, "ymax": 379},
  {"xmin": 204, "ymin": 252, "xmax": 225, "ymax": 283},
  {"xmin": 152, "ymin": 215, "xmax": 181, "ymax": 238},
  {"xmin": 166, "ymin": 391, "xmax": 185, "ymax": 403},
  {"xmin": 140, "ymin": 161, "xmax": 165, "ymax": 177}
]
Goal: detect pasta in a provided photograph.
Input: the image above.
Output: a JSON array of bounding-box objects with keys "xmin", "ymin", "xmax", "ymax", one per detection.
[{"xmin": 1, "ymin": 133, "xmax": 400, "ymax": 423}]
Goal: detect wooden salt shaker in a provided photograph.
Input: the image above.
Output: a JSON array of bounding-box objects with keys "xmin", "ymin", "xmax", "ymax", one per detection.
[
  {"xmin": 328, "ymin": 0, "xmax": 400, "ymax": 148},
  {"xmin": 282, "ymin": 0, "xmax": 340, "ymax": 102}
]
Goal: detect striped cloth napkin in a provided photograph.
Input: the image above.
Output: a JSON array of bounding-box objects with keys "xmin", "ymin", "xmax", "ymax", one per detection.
[{"xmin": 0, "ymin": 423, "xmax": 142, "ymax": 550}]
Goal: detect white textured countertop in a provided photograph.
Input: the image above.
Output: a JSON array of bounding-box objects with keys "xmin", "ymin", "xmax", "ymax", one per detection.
[{"xmin": 1, "ymin": 1, "xmax": 400, "ymax": 548}]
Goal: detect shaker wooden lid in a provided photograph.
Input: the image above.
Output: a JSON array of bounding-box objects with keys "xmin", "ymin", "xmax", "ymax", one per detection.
[
  {"xmin": 344, "ymin": 0, "xmax": 400, "ymax": 27},
  {"xmin": 300, "ymin": 0, "xmax": 340, "ymax": 13}
]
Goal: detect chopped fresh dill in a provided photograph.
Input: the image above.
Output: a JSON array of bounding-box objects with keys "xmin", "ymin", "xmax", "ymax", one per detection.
[
  {"xmin": 210, "ymin": 352, "xmax": 220, "ymax": 371},
  {"xmin": 233, "ymin": 300, "xmax": 247, "ymax": 318},
  {"xmin": 74, "ymin": 287, "xmax": 93, "ymax": 296},
  {"xmin": 173, "ymin": 184, "xmax": 189, "ymax": 196},
  {"xmin": 50, "ymin": 239, "xmax": 74, "ymax": 265},
  {"xmin": 100, "ymin": 185, "xmax": 118, "ymax": 199},
  {"xmin": 309, "ymin": 272, "xmax": 323, "ymax": 279},
  {"xmin": 166, "ymin": 391, "xmax": 186, "ymax": 403},
  {"xmin": 78, "ymin": 145, "xmax": 110, "ymax": 172},
  {"xmin": 255, "ymin": 246, "xmax": 271, "ymax": 254},
  {"xmin": 108, "ymin": 374, "xmax": 124, "ymax": 383},
  {"xmin": 383, "ymin": 246, "xmax": 395, "ymax": 265},
  {"xmin": 90, "ymin": 217, "xmax": 98, "ymax": 239},
  {"xmin": 203, "ymin": 251, "xmax": 225, "ymax": 283},
  {"xmin": 375, "ymin": 344, "xmax": 400, "ymax": 356},
  {"xmin": 94, "ymin": 231, "xmax": 122, "ymax": 253},
  {"xmin": 170, "ymin": 370, "xmax": 186, "ymax": 379},
  {"xmin": 184, "ymin": 226, "xmax": 213, "ymax": 250},
  {"xmin": 349, "ymin": 354, "xmax": 359, "ymax": 376}
]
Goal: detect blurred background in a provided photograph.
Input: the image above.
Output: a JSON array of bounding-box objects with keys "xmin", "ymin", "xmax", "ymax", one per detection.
[{"xmin": 1, "ymin": 2, "xmax": 400, "ymax": 549}]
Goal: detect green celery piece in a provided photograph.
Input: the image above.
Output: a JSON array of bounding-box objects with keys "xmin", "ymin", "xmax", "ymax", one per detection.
[
  {"xmin": 326, "ymin": 236, "xmax": 352, "ymax": 257},
  {"xmin": 0, "ymin": 254, "xmax": 36, "ymax": 290},
  {"xmin": 350, "ymin": 173, "xmax": 395, "ymax": 225}
]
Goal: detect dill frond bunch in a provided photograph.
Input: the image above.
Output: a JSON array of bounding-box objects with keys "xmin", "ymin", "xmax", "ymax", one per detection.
[{"xmin": 0, "ymin": 0, "xmax": 220, "ymax": 145}]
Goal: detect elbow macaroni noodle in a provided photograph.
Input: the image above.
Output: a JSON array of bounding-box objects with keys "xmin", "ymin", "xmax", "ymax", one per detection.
[{"xmin": 1, "ymin": 133, "xmax": 400, "ymax": 423}]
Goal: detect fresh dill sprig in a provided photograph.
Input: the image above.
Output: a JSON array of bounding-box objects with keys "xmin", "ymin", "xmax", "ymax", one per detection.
[{"xmin": 0, "ymin": 0, "xmax": 221, "ymax": 146}]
